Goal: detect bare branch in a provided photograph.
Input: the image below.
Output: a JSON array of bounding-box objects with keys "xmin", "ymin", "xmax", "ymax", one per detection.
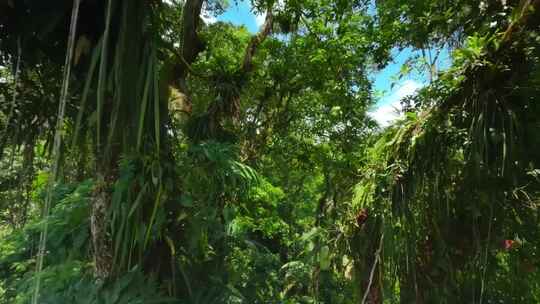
[
  {"xmin": 173, "ymin": 0, "xmax": 205, "ymax": 80},
  {"xmin": 242, "ymin": 8, "xmax": 274, "ymax": 73}
]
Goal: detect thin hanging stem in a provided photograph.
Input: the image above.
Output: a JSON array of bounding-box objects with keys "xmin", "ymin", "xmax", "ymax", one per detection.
[
  {"xmin": 361, "ymin": 233, "xmax": 384, "ymax": 304},
  {"xmin": 0, "ymin": 37, "xmax": 22, "ymax": 156},
  {"xmin": 479, "ymin": 201, "xmax": 494, "ymax": 304},
  {"xmin": 97, "ymin": 0, "xmax": 113, "ymax": 153},
  {"xmin": 31, "ymin": 1, "xmax": 81, "ymax": 303}
]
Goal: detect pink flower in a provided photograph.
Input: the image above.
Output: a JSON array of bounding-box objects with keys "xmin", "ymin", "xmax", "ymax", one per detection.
[{"xmin": 503, "ymin": 239, "xmax": 515, "ymax": 250}]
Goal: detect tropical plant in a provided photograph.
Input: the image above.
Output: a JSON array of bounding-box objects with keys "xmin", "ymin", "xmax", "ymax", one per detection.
[{"xmin": 0, "ymin": 0, "xmax": 539, "ymax": 303}]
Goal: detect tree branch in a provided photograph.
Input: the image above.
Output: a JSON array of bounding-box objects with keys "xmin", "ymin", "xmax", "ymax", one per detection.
[
  {"xmin": 242, "ymin": 8, "xmax": 274, "ymax": 73},
  {"xmin": 173, "ymin": 0, "xmax": 205, "ymax": 81}
]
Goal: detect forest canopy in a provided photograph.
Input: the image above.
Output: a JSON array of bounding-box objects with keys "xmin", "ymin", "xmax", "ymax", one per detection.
[{"xmin": 0, "ymin": 0, "xmax": 539, "ymax": 303}]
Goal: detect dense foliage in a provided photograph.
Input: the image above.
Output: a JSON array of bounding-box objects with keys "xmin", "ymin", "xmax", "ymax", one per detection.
[{"xmin": 0, "ymin": 0, "xmax": 539, "ymax": 303}]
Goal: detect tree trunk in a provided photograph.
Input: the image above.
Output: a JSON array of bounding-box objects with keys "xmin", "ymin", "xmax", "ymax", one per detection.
[{"xmin": 91, "ymin": 169, "xmax": 115, "ymax": 280}]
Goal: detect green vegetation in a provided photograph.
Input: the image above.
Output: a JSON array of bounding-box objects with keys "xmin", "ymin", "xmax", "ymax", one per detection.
[{"xmin": 0, "ymin": 0, "xmax": 539, "ymax": 303}]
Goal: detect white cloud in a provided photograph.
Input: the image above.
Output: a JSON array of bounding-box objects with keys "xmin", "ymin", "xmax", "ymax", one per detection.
[
  {"xmin": 254, "ymin": 0, "xmax": 284, "ymax": 27},
  {"xmin": 201, "ymin": 13, "xmax": 217, "ymax": 24},
  {"xmin": 369, "ymin": 101, "xmax": 401, "ymax": 127},
  {"xmin": 254, "ymin": 13, "xmax": 266, "ymax": 27},
  {"xmin": 202, "ymin": 2, "xmax": 218, "ymax": 24},
  {"xmin": 369, "ymin": 80, "xmax": 423, "ymax": 127}
]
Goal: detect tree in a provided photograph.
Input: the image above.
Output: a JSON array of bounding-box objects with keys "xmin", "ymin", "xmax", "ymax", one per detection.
[{"xmin": 0, "ymin": 0, "xmax": 539, "ymax": 303}]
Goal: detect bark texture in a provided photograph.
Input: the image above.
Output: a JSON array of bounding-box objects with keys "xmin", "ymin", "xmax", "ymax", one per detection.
[{"xmin": 91, "ymin": 172, "xmax": 114, "ymax": 280}]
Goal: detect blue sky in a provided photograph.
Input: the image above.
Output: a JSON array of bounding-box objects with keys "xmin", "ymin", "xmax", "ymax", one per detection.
[
  {"xmin": 368, "ymin": 47, "xmax": 451, "ymax": 124},
  {"xmin": 209, "ymin": 0, "xmax": 451, "ymax": 125},
  {"xmin": 213, "ymin": 0, "xmax": 263, "ymax": 33}
]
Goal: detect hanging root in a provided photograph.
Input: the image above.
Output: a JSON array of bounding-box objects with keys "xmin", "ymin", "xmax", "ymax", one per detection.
[{"xmin": 31, "ymin": 0, "xmax": 81, "ymax": 303}]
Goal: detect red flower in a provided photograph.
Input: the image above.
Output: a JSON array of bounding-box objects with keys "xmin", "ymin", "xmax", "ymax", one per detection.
[
  {"xmin": 356, "ymin": 209, "xmax": 368, "ymax": 227},
  {"xmin": 503, "ymin": 239, "xmax": 515, "ymax": 250}
]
